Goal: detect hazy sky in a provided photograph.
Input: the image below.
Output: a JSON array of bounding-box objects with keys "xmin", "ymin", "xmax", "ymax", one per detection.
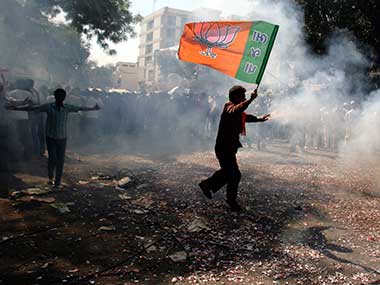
[
  {"xmin": 89, "ymin": 0, "xmax": 251, "ymax": 66},
  {"xmin": 89, "ymin": 0, "xmax": 195, "ymax": 65}
]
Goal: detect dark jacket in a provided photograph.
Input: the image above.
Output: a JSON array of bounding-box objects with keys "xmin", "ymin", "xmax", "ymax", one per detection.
[{"xmin": 215, "ymin": 99, "xmax": 258, "ymax": 153}]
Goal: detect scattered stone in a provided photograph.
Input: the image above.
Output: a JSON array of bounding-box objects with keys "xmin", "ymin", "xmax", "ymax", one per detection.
[
  {"xmin": 168, "ymin": 251, "xmax": 187, "ymax": 262},
  {"xmin": 21, "ymin": 188, "xmax": 50, "ymax": 195},
  {"xmin": 98, "ymin": 226, "xmax": 116, "ymax": 231},
  {"xmin": 50, "ymin": 203, "xmax": 71, "ymax": 213},
  {"xmin": 136, "ymin": 183, "xmax": 149, "ymax": 189},
  {"xmin": 187, "ymin": 218, "xmax": 210, "ymax": 233},
  {"xmin": 118, "ymin": 177, "xmax": 132, "ymax": 187},
  {"xmin": 18, "ymin": 196, "xmax": 56, "ymax": 203},
  {"xmin": 118, "ymin": 193, "xmax": 132, "ymax": 200},
  {"xmin": 132, "ymin": 209, "xmax": 148, "ymax": 215}
]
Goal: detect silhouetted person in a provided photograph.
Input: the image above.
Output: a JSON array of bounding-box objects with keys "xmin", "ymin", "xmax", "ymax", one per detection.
[
  {"xmin": 7, "ymin": 88, "xmax": 100, "ymax": 188},
  {"xmin": 199, "ymin": 86, "xmax": 270, "ymax": 211}
]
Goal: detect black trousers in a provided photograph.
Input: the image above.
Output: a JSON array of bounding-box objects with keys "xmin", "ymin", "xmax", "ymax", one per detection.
[
  {"xmin": 204, "ymin": 149, "xmax": 241, "ymax": 202},
  {"xmin": 46, "ymin": 137, "xmax": 67, "ymax": 185}
]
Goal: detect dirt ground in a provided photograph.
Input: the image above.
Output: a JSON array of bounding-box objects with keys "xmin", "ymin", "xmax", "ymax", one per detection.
[{"xmin": 1, "ymin": 141, "xmax": 380, "ymax": 285}]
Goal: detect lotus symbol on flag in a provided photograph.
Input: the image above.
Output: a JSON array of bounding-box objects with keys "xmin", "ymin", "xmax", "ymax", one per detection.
[{"xmin": 193, "ymin": 22, "xmax": 240, "ymax": 58}]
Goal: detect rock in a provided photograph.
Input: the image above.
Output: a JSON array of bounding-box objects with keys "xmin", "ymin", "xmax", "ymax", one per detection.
[
  {"xmin": 118, "ymin": 177, "xmax": 131, "ymax": 187},
  {"xmin": 21, "ymin": 188, "xmax": 50, "ymax": 195},
  {"xmin": 18, "ymin": 196, "xmax": 56, "ymax": 203},
  {"xmin": 187, "ymin": 218, "xmax": 211, "ymax": 233},
  {"xmin": 136, "ymin": 183, "xmax": 149, "ymax": 189},
  {"xmin": 169, "ymin": 251, "xmax": 187, "ymax": 262},
  {"xmin": 132, "ymin": 209, "xmax": 148, "ymax": 215},
  {"xmin": 98, "ymin": 226, "xmax": 116, "ymax": 231},
  {"xmin": 145, "ymin": 244, "xmax": 158, "ymax": 253},
  {"xmin": 50, "ymin": 203, "xmax": 71, "ymax": 213},
  {"xmin": 118, "ymin": 193, "xmax": 132, "ymax": 200}
]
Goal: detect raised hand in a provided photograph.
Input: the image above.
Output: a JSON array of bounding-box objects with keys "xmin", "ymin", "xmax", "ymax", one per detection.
[{"xmin": 250, "ymin": 88, "xmax": 258, "ymax": 101}]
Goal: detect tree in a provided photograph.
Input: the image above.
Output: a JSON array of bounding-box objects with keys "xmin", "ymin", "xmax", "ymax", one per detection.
[
  {"xmin": 0, "ymin": 0, "xmax": 125, "ymax": 88},
  {"xmin": 34, "ymin": 0, "xmax": 142, "ymax": 54},
  {"xmin": 295, "ymin": 0, "xmax": 380, "ymax": 64},
  {"xmin": 85, "ymin": 62, "xmax": 114, "ymax": 89},
  {"xmin": 0, "ymin": 0, "xmax": 91, "ymax": 85}
]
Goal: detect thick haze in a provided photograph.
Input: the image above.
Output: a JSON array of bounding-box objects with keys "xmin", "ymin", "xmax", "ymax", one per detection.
[
  {"xmin": 90, "ymin": 0, "xmax": 379, "ymax": 159},
  {"xmin": 2, "ymin": 0, "xmax": 378, "ymax": 160}
]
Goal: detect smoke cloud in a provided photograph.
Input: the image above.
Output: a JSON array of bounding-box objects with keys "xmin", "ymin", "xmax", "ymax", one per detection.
[
  {"xmin": 195, "ymin": 0, "xmax": 377, "ymax": 157},
  {"xmin": 1, "ymin": 0, "xmax": 379, "ymax": 163}
]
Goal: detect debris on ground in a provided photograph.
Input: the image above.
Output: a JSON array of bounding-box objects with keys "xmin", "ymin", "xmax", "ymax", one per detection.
[
  {"xmin": 118, "ymin": 193, "xmax": 132, "ymax": 200},
  {"xmin": 131, "ymin": 195, "xmax": 154, "ymax": 208},
  {"xmin": 186, "ymin": 218, "xmax": 211, "ymax": 233},
  {"xmin": 168, "ymin": 251, "xmax": 187, "ymax": 262},
  {"xmin": 50, "ymin": 202, "xmax": 72, "ymax": 213},
  {"xmin": 21, "ymin": 188, "xmax": 50, "ymax": 195},
  {"xmin": 117, "ymin": 176, "xmax": 132, "ymax": 188},
  {"xmin": 17, "ymin": 196, "xmax": 56, "ymax": 203},
  {"xmin": 131, "ymin": 209, "xmax": 149, "ymax": 214},
  {"xmin": 136, "ymin": 183, "xmax": 149, "ymax": 189},
  {"xmin": 2, "ymin": 145, "xmax": 380, "ymax": 284},
  {"xmin": 145, "ymin": 241, "xmax": 158, "ymax": 253},
  {"xmin": 98, "ymin": 226, "xmax": 116, "ymax": 231}
]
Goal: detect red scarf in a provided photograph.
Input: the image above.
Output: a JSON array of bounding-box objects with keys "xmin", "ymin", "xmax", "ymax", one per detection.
[{"xmin": 241, "ymin": 112, "xmax": 247, "ymax": 136}]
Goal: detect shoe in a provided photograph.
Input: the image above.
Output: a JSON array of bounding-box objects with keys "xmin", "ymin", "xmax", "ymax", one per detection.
[
  {"xmin": 54, "ymin": 181, "xmax": 63, "ymax": 189},
  {"xmin": 48, "ymin": 179, "xmax": 54, "ymax": 185},
  {"xmin": 199, "ymin": 181, "xmax": 212, "ymax": 199},
  {"xmin": 226, "ymin": 200, "xmax": 243, "ymax": 212}
]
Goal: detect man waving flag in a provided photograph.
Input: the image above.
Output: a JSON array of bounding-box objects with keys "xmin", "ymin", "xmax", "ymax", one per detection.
[{"xmin": 178, "ymin": 21, "xmax": 279, "ymax": 85}]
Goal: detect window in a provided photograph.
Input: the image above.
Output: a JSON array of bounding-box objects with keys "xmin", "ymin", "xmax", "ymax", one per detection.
[
  {"xmin": 167, "ymin": 28, "xmax": 175, "ymax": 37},
  {"xmin": 145, "ymin": 44, "xmax": 153, "ymax": 55},
  {"xmin": 166, "ymin": 15, "xmax": 176, "ymax": 26},
  {"xmin": 145, "ymin": 56, "xmax": 152, "ymax": 64},
  {"xmin": 148, "ymin": 70, "xmax": 154, "ymax": 81},
  {"xmin": 147, "ymin": 19, "xmax": 154, "ymax": 30},
  {"xmin": 146, "ymin": 32, "xmax": 153, "ymax": 42}
]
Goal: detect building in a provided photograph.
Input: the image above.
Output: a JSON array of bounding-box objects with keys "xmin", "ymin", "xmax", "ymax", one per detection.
[
  {"xmin": 138, "ymin": 7, "xmax": 224, "ymax": 86},
  {"xmin": 112, "ymin": 62, "xmax": 140, "ymax": 91},
  {"xmin": 138, "ymin": 7, "xmax": 192, "ymax": 85}
]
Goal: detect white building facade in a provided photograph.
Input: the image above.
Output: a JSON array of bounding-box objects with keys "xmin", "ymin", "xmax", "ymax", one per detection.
[{"xmin": 113, "ymin": 62, "xmax": 140, "ymax": 91}]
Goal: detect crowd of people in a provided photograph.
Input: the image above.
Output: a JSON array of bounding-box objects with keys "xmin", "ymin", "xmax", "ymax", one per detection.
[{"xmin": 1, "ymin": 76, "xmax": 378, "ymax": 174}]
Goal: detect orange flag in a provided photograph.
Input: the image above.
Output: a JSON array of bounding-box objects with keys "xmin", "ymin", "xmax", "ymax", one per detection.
[{"xmin": 178, "ymin": 21, "xmax": 279, "ymax": 85}]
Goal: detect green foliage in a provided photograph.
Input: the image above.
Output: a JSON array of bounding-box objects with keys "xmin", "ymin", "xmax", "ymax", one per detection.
[
  {"xmin": 34, "ymin": 0, "xmax": 142, "ymax": 54},
  {"xmin": 0, "ymin": 0, "xmax": 115, "ymax": 88},
  {"xmin": 85, "ymin": 63, "xmax": 114, "ymax": 88},
  {"xmin": 295, "ymin": 0, "xmax": 380, "ymax": 61}
]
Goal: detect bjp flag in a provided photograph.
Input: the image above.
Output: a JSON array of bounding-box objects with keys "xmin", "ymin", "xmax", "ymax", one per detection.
[{"xmin": 178, "ymin": 21, "xmax": 279, "ymax": 85}]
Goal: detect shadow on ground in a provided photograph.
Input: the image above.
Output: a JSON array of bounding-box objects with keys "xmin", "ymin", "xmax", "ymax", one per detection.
[{"xmin": 0, "ymin": 147, "xmax": 376, "ymax": 284}]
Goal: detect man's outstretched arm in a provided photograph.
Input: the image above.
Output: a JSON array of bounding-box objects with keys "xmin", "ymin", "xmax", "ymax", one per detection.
[
  {"xmin": 246, "ymin": 113, "xmax": 270, "ymax": 123},
  {"xmin": 78, "ymin": 104, "xmax": 100, "ymax": 112},
  {"xmin": 6, "ymin": 103, "xmax": 45, "ymax": 112}
]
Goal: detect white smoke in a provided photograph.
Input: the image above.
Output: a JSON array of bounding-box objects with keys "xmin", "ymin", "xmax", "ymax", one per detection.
[
  {"xmin": 342, "ymin": 91, "xmax": 380, "ymax": 154},
  {"xmin": 192, "ymin": 0, "xmax": 379, "ymax": 160}
]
